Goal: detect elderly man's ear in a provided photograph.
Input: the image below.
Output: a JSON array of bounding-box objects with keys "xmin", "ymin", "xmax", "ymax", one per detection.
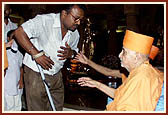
[
  {"xmin": 134, "ymin": 53, "xmax": 145, "ymax": 63},
  {"xmin": 134, "ymin": 53, "xmax": 140, "ymax": 63}
]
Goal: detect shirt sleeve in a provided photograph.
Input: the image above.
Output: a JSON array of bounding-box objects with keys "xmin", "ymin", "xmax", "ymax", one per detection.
[{"xmin": 21, "ymin": 15, "xmax": 43, "ymax": 39}]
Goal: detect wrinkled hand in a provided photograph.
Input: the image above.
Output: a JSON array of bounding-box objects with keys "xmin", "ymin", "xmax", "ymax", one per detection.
[
  {"xmin": 77, "ymin": 77, "xmax": 97, "ymax": 88},
  {"xmin": 57, "ymin": 42, "xmax": 73, "ymax": 60},
  {"xmin": 35, "ymin": 55, "xmax": 54, "ymax": 70},
  {"xmin": 75, "ymin": 51, "xmax": 88, "ymax": 64},
  {"xmin": 5, "ymin": 39, "xmax": 14, "ymax": 48}
]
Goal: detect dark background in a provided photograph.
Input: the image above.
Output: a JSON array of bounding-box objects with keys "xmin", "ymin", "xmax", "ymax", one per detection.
[{"xmin": 8, "ymin": 4, "xmax": 164, "ymax": 110}]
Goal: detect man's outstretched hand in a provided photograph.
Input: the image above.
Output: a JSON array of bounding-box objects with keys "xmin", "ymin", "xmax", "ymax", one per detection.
[{"xmin": 57, "ymin": 42, "xmax": 73, "ymax": 60}]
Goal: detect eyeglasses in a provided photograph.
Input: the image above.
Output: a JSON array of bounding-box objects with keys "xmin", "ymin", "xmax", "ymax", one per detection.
[{"xmin": 69, "ymin": 12, "xmax": 84, "ymax": 23}]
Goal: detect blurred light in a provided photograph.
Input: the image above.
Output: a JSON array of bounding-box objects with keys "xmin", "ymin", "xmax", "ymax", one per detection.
[{"xmin": 116, "ymin": 30, "xmax": 124, "ymax": 33}]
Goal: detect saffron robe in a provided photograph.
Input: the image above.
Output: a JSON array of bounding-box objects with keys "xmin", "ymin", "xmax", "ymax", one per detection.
[
  {"xmin": 106, "ymin": 61, "xmax": 164, "ymax": 111},
  {"xmin": 4, "ymin": 43, "xmax": 8, "ymax": 70}
]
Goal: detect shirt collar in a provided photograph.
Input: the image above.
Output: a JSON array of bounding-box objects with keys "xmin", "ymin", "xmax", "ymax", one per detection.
[
  {"xmin": 53, "ymin": 13, "xmax": 61, "ymax": 28},
  {"xmin": 53, "ymin": 13, "xmax": 73, "ymax": 36},
  {"xmin": 4, "ymin": 18, "xmax": 12, "ymax": 26}
]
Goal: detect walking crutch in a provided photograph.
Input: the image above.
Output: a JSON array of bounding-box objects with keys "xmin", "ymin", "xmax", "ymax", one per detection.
[{"xmin": 36, "ymin": 64, "xmax": 56, "ymax": 111}]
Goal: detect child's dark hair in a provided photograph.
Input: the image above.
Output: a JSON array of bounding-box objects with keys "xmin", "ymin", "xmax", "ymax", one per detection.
[{"xmin": 7, "ymin": 29, "xmax": 15, "ymax": 38}]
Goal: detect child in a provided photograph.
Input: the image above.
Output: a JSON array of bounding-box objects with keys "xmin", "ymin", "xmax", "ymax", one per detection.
[{"xmin": 4, "ymin": 29, "xmax": 24, "ymax": 111}]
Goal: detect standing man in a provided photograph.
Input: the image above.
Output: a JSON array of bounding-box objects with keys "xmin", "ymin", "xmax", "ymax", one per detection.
[
  {"xmin": 14, "ymin": 4, "xmax": 86, "ymax": 111},
  {"xmin": 4, "ymin": 4, "xmax": 17, "ymax": 43},
  {"xmin": 4, "ymin": 4, "xmax": 17, "ymax": 74}
]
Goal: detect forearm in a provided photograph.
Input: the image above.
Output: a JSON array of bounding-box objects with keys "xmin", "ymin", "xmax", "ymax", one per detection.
[
  {"xmin": 87, "ymin": 59, "xmax": 121, "ymax": 77},
  {"xmin": 95, "ymin": 81, "xmax": 116, "ymax": 98},
  {"xmin": 14, "ymin": 27, "xmax": 39, "ymax": 55},
  {"xmin": 20, "ymin": 67, "xmax": 23, "ymax": 81}
]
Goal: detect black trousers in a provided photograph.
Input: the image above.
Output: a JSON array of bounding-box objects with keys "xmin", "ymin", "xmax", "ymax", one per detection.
[{"xmin": 24, "ymin": 66, "xmax": 64, "ymax": 111}]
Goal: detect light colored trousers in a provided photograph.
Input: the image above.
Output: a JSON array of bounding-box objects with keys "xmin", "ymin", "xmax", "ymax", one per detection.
[{"xmin": 4, "ymin": 89, "xmax": 23, "ymax": 111}]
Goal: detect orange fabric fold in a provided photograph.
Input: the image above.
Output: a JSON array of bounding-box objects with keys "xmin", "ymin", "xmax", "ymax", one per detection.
[
  {"xmin": 149, "ymin": 45, "xmax": 159, "ymax": 60},
  {"xmin": 121, "ymin": 73, "xmax": 127, "ymax": 83},
  {"xmin": 4, "ymin": 43, "xmax": 8, "ymax": 70}
]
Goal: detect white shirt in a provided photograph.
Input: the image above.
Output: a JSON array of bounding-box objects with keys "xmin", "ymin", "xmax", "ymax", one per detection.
[
  {"xmin": 22, "ymin": 13, "xmax": 80, "ymax": 75},
  {"xmin": 4, "ymin": 47, "xmax": 23, "ymax": 96}
]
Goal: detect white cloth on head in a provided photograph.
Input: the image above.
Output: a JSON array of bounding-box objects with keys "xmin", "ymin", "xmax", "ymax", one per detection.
[{"xmin": 21, "ymin": 13, "xmax": 80, "ymax": 75}]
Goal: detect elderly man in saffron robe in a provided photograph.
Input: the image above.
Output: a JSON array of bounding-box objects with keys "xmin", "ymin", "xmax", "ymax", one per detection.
[{"xmin": 76, "ymin": 30, "xmax": 164, "ymax": 111}]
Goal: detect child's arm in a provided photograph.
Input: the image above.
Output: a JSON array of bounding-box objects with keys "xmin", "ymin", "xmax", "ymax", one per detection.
[
  {"xmin": 18, "ymin": 66, "xmax": 24, "ymax": 89},
  {"xmin": 5, "ymin": 39, "xmax": 14, "ymax": 48}
]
